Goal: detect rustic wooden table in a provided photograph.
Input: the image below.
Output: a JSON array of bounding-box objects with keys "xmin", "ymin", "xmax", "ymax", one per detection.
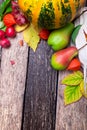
[
  {"xmin": 0, "ymin": 32, "xmax": 57, "ymax": 130},
  {"xmin": 0, "ymin": 1, "xmax": 87, "ymax": 130}
]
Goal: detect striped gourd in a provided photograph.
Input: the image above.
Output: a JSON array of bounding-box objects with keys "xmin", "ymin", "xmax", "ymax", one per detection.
[{"xmin": 18, "ymin": 0, "xmax": 85, "ymax": 29}]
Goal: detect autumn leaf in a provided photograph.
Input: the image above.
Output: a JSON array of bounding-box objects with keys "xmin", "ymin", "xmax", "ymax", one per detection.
[
  {"xmin": 62, "ymin": 71, "xmax": 84, "ymax": 105},
  {"xmin": 62, "ymin": 71, "xmax": 83, "ymax": 86},
  {"xmin": 80, "ymin": 80, "xmax": 87, "ymax": 98},
  {"xmin": 23, "ymin": 24, "xmax": 40, "ymax": 52},
  {"xmin": 64, "ymin": 85, "xmax": 82, "ymax": 105},
  {"xmin": 15, "ymin": 23, "xmax": 29, "ymax": 32}
]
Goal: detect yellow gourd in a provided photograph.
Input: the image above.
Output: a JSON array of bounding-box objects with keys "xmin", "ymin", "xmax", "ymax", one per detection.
[{"xmin": 18, "ymin": 0, "xmax": 85, "ymax": 29}]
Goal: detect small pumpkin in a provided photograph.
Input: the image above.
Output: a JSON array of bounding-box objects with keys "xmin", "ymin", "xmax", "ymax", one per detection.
[{"xmin": 18, "ymin": 0, "xmax": 85, "ymax": 30}]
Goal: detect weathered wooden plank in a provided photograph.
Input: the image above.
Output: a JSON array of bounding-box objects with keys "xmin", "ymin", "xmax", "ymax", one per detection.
[
  {"xmin": 55, "ymin": 8, "xmax": 87, "ymax": 130},
  {"xmin": 0, "ymin": 0, "xmax": 2, "ymax": 3},
  {"xmin": 0, "ymin": 0, "xmax": 2, "ymax": 64},
  {"xmin": 55, "ymin": 71, "xmax": 87, "ymax": 130},
  {"xmin": 0, "ymin": 33, "xmax": 28, "ymax": 130},
  {"xmin": 22, "ymin": 40, "xmax": 58, "ymax": 130}
]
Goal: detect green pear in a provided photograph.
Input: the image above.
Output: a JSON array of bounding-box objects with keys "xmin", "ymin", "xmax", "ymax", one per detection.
[
  {"xmin": 47, "ymin": 23, "xmax": 74, "ymax": 51},
  {"xmin": 51, "ymin": 46, "xmax": 78, "ymax": 70}
]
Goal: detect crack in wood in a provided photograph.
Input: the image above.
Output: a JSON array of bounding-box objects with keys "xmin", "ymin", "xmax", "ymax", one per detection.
[{"xmin": 21, "ymin": 47, "xmax": 30, "ymax": 130}]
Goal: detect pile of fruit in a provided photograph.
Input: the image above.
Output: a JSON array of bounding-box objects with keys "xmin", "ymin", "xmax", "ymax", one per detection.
[
  {"xmin": 0, "ymin": 0, "xmax": 29, "ymax": 48},
  {"xmin": 0, "ymin": 0, "xmax": 84, "ymax": 71},
  {"xmin": 0, "ymin": 0, "xmax": 87, "ymax": 105}
]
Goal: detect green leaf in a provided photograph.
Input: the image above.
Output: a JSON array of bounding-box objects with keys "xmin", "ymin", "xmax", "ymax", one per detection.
[
  {"xmin": 71, "ymin": 25, "xmax": 82, "ymax": 43},
  {"xmin": 0, "ymin": 0, "xmax": 11, "ymax": 20},
  {"xmin": 64, "ymin": 85, "xmax": 82, "ymax": 105},
  {"xmin": 0, "ymin": 0, "xmax": 11, "ymax": 14},
  {"xmin": 4, "ymin": 5, "xmax": 12, "ymax": 15},
  {"xmin": 1, "ymin": 26, "xmax": 6, "ymax": 31},
  {"xmin": 0, "ymin": 21, "xmax": 5, "ymax": 28},
  {"xmin": 62, "ymin": 71, "xmax": 83, "ymax": 86},
  {"xmin": 0, "ymin": 15, "xmax": 3, "ymax": 21}
]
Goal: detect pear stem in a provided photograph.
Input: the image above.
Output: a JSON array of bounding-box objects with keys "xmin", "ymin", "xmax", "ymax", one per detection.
[{"xmin": 78, "ymin": 43, "xmax": 87, "ymax": 51}]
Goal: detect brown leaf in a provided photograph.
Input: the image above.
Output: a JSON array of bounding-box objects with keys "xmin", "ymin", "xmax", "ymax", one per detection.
[{"xmin": 19, "ymin": 40, "xmax": 23, "ymax": 46}]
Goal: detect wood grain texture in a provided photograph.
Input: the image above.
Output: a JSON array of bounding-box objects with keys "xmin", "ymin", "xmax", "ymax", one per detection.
[
  {"xmin": 0, "ymin": 0, "xmax": 2, "ymax": 3},
  {"xmin": 0, "ymin": 33, "xmax": 28, "ymax": 130},
  {"xmin": 55, "ymin": 8, "xmax": 87, "ymax": 130},
  {"xmin": 55, "ymin": 71, "xmax": 87, "ymax": 130},
  {"xmin": 22, "ymin": 40, "xmax": 58, "ymax": 130}
]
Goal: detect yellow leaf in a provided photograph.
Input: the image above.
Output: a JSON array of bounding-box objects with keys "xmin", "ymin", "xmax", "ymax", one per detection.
[
  {"xmin": 80, "ymin": 80, "xmax": 87, "ymax": 98},
  {"xmin": 62, "ymin": 71, "xmax": 83, "ymax": 86},
  {"xmin": 15, "ymin": 24, "xmax": 29, "ymax": 32},
  {"xmin": 23, "ymin": 24, "xmax": 40, "ymax": 52}
]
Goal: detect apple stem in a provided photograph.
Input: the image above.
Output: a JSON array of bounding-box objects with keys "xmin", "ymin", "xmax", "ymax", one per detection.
[{"xmin": 78, "ymin": 43, "xmax": 87, "ymax": 51}]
